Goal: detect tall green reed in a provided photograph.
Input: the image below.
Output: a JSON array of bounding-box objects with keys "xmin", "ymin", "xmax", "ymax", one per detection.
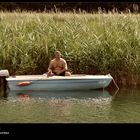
[{"xmin": 0, "ymin": 12, "xmax": 140, "ymax": 85}]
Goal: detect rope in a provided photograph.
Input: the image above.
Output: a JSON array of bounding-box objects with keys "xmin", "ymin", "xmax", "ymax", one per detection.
[{"xmin": 112, "ymin": 77, "xmax": 119, "ymax": 90}]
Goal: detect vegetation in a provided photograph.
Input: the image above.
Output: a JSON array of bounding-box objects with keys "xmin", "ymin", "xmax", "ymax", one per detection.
[
  {"xmin": 0, "ymin": 11, "xmax": 140, "ymax": 86},
  {"xmin": 0, "ymin": 2, "xmax": 139, "ymax": 13}
]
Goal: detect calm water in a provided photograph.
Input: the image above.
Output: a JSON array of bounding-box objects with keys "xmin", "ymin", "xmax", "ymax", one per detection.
[{"xmin": 0, "ymin": 88, "xmax": 140, "ymax": 123}]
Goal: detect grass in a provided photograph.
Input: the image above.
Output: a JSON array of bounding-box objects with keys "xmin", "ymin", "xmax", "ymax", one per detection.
[{"xmin": 0, "ymin": 11, "xmax": 140, "ymax": 86}]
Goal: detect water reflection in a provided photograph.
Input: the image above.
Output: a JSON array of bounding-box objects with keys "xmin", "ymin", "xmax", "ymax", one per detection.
[
  {"xmin": 1, "ymin": 88, "xmax": 140, "ymax": 123},
  {"xmin": 1, "ymin": 89, "xmax": 113, "ymax": 123},
  {"xmin": 0, "ymin": 89, "xmax": 116, "ymax": 123},
  {"xmin": 108, "ymin": 88, "xmax": 140, "ymax": 123},
  {"xmin": 7, "ymin": 89, "xmax": 113, "ymax": 100},
  {"xmin": 0, "ymin": 88, "xmax": 8, "ymax": 100}
]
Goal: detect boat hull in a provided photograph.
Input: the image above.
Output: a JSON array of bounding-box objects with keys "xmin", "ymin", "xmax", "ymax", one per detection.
[{"xmin": 6, "ymin": 75, "xmax": 113, "ymax": 91}]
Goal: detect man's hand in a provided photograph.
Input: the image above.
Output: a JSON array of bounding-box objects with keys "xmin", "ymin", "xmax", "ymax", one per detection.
[
  {"xmin": 48, "ymin": 69, "xmax": 52, "ymax": 73},
  {"xmin": 47, "ymin": 71, "xmax": 54, "ymax": 77}
]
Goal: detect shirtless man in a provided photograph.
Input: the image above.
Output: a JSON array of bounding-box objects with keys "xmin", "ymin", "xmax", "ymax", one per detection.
[{"xmin": 46, "ymin": 51, "xmax": 71, "ymax": 77}]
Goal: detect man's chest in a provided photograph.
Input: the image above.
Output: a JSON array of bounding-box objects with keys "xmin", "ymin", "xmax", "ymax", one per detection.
[{"xmin": 52, "ymin": 61, "xmax": 63, "ymax": 68}]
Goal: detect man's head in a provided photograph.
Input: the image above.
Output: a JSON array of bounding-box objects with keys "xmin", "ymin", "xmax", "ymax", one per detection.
[{"xmin": 54, "ymin": 51, "xmax": 61, "ymax": 59}]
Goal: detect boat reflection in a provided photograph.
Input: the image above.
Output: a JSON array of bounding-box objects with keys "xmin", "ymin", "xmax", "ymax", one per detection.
[
  {"xmin": 17, "ymin": 93, "xmax": 30, "ymax": 102},
  {"xmin": 8, "ymin": 89, "xmax": 113, "ymax": 100}
]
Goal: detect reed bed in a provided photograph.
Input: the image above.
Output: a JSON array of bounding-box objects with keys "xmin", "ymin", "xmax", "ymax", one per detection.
[{"xmin": 0, "ymin": 11, "xmax": 140, "ymax": 86}]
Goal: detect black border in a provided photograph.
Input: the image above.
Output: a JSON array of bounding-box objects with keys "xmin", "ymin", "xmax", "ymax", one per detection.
[{"xmin": 0, "ymin": 123, "xmax": 140, "ymax": 137}]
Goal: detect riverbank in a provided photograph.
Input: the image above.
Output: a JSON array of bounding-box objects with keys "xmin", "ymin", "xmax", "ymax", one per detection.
[{"xmin": 0, "ymin": 12, "xmax": 140, "ymax": 86}]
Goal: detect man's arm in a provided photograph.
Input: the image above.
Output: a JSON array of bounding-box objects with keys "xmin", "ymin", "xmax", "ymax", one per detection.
[
  {"xmin": 57, "ymin": 60, "xmax": 68, "ymax": 74},
  {"xmin": 48, "ymin": 60, "xmax": 53, "ymax": 73},
  {"xmin": 62, "ymin": 60, "xmax": 68, "ymax": 71}
]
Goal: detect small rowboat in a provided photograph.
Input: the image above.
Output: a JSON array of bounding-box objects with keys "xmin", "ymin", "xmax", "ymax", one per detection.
[{"xmin": 6, "ymin": 74, "xmax": 113, "ymax": 91}]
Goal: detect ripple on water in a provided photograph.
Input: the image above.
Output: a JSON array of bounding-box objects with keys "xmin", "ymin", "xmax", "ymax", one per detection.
[
  {"xmin": 0, "ymin": 89, "xmax": 113, "ymax": 123},
  {"xmin": 1, "ymin": 88, "xmax": 140, "ymax": 123}
]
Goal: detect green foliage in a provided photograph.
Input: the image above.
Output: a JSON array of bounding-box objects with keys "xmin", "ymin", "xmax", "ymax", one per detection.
[{"xmin": 0, "ymin": 12, "xmax": 140, "ymax": 83}]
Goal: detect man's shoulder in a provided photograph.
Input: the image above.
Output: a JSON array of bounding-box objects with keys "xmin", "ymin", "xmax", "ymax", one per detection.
[
  {"xmin": 60, "ymin": 58, "xmax": 66, "ymax": 62},
  {"xmin": 50, "ymin": 59, "xmax": 55, "ymax": 63}
]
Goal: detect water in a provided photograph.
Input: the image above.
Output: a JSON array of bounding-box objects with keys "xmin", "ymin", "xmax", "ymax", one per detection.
[{"xmin": 0, "ymin": 88, "xmax": 140, "ymax": 123}]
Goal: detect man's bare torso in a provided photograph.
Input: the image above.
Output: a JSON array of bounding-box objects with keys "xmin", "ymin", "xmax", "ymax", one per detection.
[{"xmin": 50, "ymin": 58, "xmax": 67, "ymax": 73}]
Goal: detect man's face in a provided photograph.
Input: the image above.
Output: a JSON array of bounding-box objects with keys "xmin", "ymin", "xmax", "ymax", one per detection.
[{"xmin": 55, "ymin": 52, "xmax": 61, "ymax": 59}]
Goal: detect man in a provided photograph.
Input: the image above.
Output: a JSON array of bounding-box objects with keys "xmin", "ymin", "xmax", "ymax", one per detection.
[{"xmin": 46, "ymin": 51, "xmax": 71, "ymax": 77}]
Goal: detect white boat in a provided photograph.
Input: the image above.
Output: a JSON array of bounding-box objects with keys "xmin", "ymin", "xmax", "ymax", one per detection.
[{"xmin": 6, "ymin": 74, "xmax": 113, "ymax": 91}]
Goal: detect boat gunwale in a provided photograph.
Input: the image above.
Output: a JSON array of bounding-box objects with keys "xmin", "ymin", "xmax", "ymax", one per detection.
[{"xmin": 6, "ymin": 74, "xmax": 113, "ymax": 81}]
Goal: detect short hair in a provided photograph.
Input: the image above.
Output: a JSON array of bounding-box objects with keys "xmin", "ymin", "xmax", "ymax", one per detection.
[{"xmin": 54, "ymin": 51, "xmax": 61, "ymax": 56}]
